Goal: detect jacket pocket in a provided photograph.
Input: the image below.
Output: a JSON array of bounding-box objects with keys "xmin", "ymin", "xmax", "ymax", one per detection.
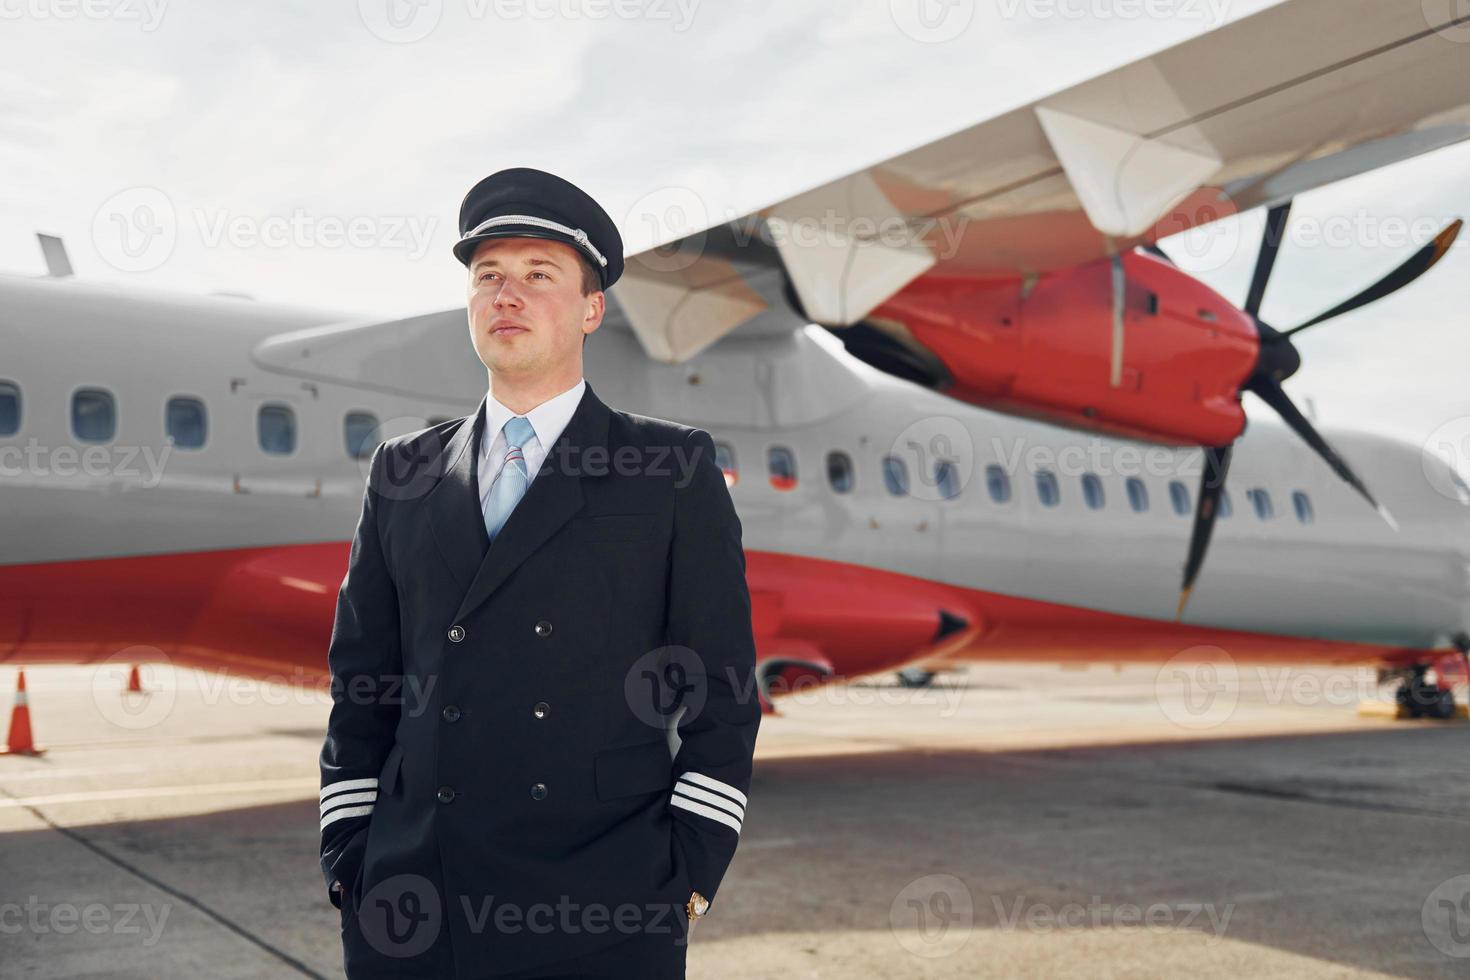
[{"xmin": 594, "ymin": 739, "xmax": 674, "ymax": 801}]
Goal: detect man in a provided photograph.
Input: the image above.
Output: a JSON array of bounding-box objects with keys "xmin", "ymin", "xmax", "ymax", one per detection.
[{"xmin": 318, "ymin": 168, "xmax": 761, "ymax": 979}]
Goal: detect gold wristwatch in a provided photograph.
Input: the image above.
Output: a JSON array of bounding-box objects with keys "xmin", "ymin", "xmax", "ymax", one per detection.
[{"xmin": 686, "ymin": 890, "xmax": 710, "ymax": 921}]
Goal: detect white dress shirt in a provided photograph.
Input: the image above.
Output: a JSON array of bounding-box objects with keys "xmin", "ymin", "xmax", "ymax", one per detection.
[{"xmin": 478, "ymin": 377, "xmax": 586, "ymax": 513}]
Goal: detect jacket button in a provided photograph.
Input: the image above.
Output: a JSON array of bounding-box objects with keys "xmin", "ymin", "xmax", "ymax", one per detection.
[
  {"xmin": 447, "ymin": 625, "xmax": 466, "ymax": 643},
  {"xmin": 442, "ymin": 705, "xmax": 461, "ymax": 723},
  {"xmin": 530, "ymin": 782, "xmax": 548, "ymax": 801},
  {"xmin": 534, "ymin": 620, "xmax": 553, "ymax": 637},
  {"xmin": 437, "ymin": 786, "xmax": 456, "ymax": 804},
  {"xmin": 532, "ymin": 701, "xmax": 549, "ymax": 719}
]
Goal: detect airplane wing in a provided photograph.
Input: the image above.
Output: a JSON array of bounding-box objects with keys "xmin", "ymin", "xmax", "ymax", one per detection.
[{"xmin": 614, "ymin": 0, "xmax": 1470, "ymax": 362}]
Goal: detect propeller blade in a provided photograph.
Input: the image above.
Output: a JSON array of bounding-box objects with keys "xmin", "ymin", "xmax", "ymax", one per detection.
[
  {"xmin": 1247, "ymin": 378, "xmax": 1398, "ymax": 530},
  {"xmin": 1178, "ymin": 443, "xmax": 1234, "ymax": 620},
  {"xmin": 1243, "ymin": 201, "xmax": 1293, "ymax": 317},
  {"xmin": 1141, "ymin": 243, "xmax": 1175, "ymax": 265},
  {"xmin": 1282, "ymin": 219, "xmax": 1462, "ymax": 337}
]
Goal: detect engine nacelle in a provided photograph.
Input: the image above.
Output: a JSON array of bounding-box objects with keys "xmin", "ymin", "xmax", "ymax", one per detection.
[{"xmin": 861, "ymin": 251, "xmax": 1259, "ymax": 447}]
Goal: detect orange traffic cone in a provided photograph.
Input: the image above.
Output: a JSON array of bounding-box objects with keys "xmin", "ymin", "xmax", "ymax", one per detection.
[
  {"xmin": 1, "ymin": 669, "xmax": 43, "ymax": 756},
  {"xmin": 126, "ymin": 664, "xmax": 144, "ymax": 694}
]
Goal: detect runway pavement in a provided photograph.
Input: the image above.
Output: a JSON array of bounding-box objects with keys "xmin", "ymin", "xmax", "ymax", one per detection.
[{"xmin": 1, "ymin": 660, "xmax": 1467, "ymax": 978}]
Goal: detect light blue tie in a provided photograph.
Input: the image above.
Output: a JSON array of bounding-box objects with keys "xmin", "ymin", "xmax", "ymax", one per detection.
[{"xmin": 483, "ymin": 416, "xmax": 537, "ymax": 543}]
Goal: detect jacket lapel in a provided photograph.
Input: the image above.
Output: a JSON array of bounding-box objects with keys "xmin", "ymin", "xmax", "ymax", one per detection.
[
  {"xmin": 427, "ymin": 392, "xmax": 491, "ymax": 596},
  {"xmin": 431, "ymin": 381, "xmax": 611, "ymax": 626}
]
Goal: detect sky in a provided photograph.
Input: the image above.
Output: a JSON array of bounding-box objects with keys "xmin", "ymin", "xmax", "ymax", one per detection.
[{"xmin": 4, "ymin": 0, "xmax": 1470, "ymax": 462}]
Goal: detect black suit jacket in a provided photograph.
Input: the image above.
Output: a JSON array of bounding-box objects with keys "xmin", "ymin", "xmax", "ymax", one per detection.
[{"xmin": 318, "ymin": 381, "xmax": 760, "ymax": 977}]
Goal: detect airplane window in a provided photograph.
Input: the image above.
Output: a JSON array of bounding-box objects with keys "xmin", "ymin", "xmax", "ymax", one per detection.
[
  {"xmin": 1247, "ymin": 488, "xmax": 1274, "ymax": 520},
  {"xmin": 984, "ymin": 463, "xmax": 1008, "ymax": 503},
  {"xmin": 768, "ymin": 446, "xmax": 797, "ymax": 491},
  {"xmin": 1292, "ymin": 490, "xmax": 1314, "ymax": 525},
  {"xmin": 714, "ymin": 442, "xmax": 738, "ymax": 488},
  {"xmin": 1218, "ymin": 488, "xmax": 1233, "ymax": 518},
  {"xmin": 827, "ymin": 451, "xmax": 854, "ymax": 494},
  {"xmin": 344, "ymin": 411, "xmax": 380, "ymax": 459},
  {"xmin": 1126, "ymin": 477, "xmax": 1149, "ymax": 513},
  {"xmin": 166, "ymin": 396, "xmax": 207, "ymax": 449},
  {"xmin": 1168, "ymin": 480, "xmax": 1191, "ymax": 516},
  {"xmin": 1081, "ymin": 473, "xmax": 1105, "ymax": 510},
  {"xmin": 258, "ymin": 403, "xmax": 297, "ymax": 455},
  {"xmin": 882, "ymin": 455, "xmax": 909, "ymax": 496},
  {"xmin": 937, "ymin": 460, "xmax": 963, "ymax": 500},
  {"xmin": 0, "ymin": 380, "xmax": 19, "ymax": 436},
  {"xmin": 1035, "ymin": 470, "xmax": 1060, "ymax": 507},
  {"xmin": 72, "ymin": 388, "xmax": 115, "ymax": 443}
]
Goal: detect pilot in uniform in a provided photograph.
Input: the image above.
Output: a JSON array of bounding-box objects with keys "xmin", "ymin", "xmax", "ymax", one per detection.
[{"xmin": 317, "ymin": 168, "xmax": 761, "ymax": 978}]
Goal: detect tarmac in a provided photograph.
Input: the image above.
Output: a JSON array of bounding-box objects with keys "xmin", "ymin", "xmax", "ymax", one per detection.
[{"xmin": 1, "ymin": 659, "xmax": 1467, "ymax": 979}]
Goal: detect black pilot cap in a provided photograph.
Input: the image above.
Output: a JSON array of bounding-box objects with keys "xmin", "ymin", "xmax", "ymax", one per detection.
[{"xmin": 452, "ymin": 167, "xmax": 624, "ymax": 290}]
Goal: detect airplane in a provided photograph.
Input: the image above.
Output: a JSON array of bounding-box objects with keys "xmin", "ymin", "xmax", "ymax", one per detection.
[{"xmin": 4, "ymin": 0, "xmax": 1470, "ymax": 732}]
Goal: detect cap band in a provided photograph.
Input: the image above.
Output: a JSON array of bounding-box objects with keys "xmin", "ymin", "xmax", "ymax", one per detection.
[{"xmin": 465, "ymin": 213, "xmax": 609, "ymax": 268}]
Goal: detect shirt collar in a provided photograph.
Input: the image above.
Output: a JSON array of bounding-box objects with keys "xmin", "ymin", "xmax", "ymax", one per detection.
[{"xmin": 482, "ymin": 377, "xmax": 587, "ymax": 451}]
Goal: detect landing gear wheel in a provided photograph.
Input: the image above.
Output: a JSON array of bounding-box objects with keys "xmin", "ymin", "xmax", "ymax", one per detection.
[
  {"xmin": 896, "ymin": 667, "xmax": 936, "ymax": 689},
  {"xmin": 1395, "ymin": 665, "xmax": 1456, "ymax": 720}
]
